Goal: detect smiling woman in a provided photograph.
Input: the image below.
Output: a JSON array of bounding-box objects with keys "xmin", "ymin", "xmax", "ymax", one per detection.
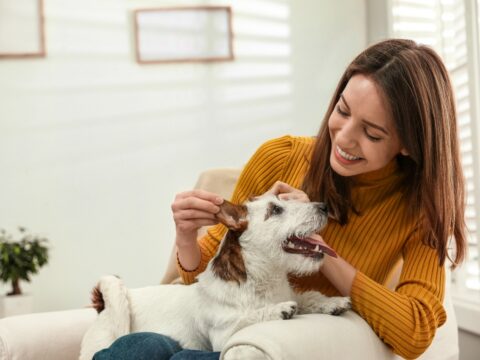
[
  {"xmin": 327, "ymin": 74, "xmax": 408, "ymax": 177},
  {"xmin": 168, "ymin": 38, "xmax": 467, "ymax": 360}
]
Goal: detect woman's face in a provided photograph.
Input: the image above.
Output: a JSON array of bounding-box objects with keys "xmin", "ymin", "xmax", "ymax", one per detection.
[{"xmin": 328, "ymin": 74, "xmax": 407, "ymax": 177}]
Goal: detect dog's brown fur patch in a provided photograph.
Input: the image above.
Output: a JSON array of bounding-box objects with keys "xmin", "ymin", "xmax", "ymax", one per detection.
[
  {"xmin": 215, "ymin": 200, "xmax": 248, "ymax": 232},
  {"xmin": 91, "ymin": 284, "xmax": 105, "ymax": 313},
  {"xmin": 211, "ymin": 230, "xmax": 247, "ymax": 285}
]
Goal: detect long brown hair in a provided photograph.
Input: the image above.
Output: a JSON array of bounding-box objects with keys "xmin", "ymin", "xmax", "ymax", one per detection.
[{"xmin": 302, "ymin": 39, "xmax": 466, "ymax": 267}]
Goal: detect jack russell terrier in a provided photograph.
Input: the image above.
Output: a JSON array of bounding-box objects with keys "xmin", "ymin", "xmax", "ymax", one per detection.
[{"xmin": 79, "ymin": 195, "xmax": 351, "ymax": 359}]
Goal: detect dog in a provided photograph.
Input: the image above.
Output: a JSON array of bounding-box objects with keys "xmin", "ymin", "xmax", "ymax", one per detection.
[{"xmin": 79, "ymin": 195, "xmax": 351, "ymax": 359}]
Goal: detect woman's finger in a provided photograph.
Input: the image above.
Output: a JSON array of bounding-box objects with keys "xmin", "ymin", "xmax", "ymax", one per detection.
[
  {"xmin": 278, "ymin": 192, "xmax": 310, "ymax": 202},
  {"xmin": 266, "ymin": 181, "xmax": 310, "ymax": 202},
  {"xmin": 175, "ymin": 189, "xmax": 223, "ymax": 205},
  {"xmin": 175, "ymin": 218, "xmax": 219, "ymax": 234},
  {"xmin": 172, "ymin": 196, "xmax": 222, "ymax": 214},
  {"xmin": 174, "ymin": 209, "xmax": 217, "ymax": 222},
  {"xmin": 265, "ymin": 181, "xmax": 295, "ymax": 195}
]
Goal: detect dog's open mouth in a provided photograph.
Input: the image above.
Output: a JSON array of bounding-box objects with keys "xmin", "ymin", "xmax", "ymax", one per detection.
[{"xmin": 282, "ymin": 235, "xmax": 337, "ymax": 259}]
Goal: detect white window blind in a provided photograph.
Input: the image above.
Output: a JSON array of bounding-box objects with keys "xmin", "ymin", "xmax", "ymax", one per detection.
[{"xmin": 390, "ymin": 0, "xmax": 480, "ymax": 297}]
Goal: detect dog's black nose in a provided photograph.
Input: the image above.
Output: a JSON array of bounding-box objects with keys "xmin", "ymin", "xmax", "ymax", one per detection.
[{"xmin": 317, "ymin": 202, "xmax": 328, "ymax": 214}]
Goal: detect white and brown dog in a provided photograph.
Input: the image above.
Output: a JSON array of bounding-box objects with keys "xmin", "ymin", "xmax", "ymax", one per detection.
[{"xmin": 79, "ymin": 195, "xmax": 351, "ymax": 359}]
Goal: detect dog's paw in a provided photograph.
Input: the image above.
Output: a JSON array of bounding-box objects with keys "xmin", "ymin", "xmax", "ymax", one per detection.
[
  {"xmin": 326, "ymin": 297, "xmax": 351, "ymax": 316},
  {"xmin": 276, "ymin": 301, "xmax": 298, "ymax": 320}
]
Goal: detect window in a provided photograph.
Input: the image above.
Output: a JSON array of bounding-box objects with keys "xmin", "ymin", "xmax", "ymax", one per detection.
[{"xmin": 389, "ymin": 0, "xmax": 480, "ymax": 332}]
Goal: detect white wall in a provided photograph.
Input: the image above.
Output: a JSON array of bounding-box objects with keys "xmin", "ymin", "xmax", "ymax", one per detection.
[{"xmin": 0, "ymin": 0, "xmax": 366, "ymax": 312}]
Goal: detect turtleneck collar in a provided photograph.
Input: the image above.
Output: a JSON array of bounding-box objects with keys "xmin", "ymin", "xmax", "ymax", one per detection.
[{"xmin": 351, "ymin": 158, "xmax": 401, "ymax": 187}]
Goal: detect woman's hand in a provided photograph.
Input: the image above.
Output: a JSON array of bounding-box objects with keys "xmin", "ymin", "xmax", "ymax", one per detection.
[
  {"xmin": 265, "ymin": 181, "xmax": 310, "ymax": 202},
  {"xmin": 171, "ymin": 190, "xmax": 223, "ymax": 247}
]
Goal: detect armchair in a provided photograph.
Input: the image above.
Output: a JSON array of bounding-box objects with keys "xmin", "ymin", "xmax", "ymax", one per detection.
[{"xmin": 0, "ymin": 168, "xmax": 459, "ymax": 360}]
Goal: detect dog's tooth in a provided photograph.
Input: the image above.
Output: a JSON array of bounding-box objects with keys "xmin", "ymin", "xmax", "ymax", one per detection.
[{"xmin": 314, "ymin": 245, "xmax": 320, "ymax": 252}]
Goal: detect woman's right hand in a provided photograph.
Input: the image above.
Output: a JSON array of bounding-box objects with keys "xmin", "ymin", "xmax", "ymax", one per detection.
[{"xmin": 171, "ymin": 190, "xmax": 224, "ymax": 247}]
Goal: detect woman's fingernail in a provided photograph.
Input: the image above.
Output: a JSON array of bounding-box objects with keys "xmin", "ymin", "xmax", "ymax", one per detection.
[{"xmin": 215, "ymin": 197, "xmax": 223, "ymax": 204}]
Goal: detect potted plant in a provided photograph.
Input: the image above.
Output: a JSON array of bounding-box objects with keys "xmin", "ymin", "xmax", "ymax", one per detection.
[{"xmin": 0, "ymin": 227, "xmax": 49, "ymax": 317}]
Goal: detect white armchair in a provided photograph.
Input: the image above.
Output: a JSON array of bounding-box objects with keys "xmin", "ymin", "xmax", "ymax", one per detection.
[{"xmin": 0, "ymin": 169, "xmax": 459, "ymax": 360}]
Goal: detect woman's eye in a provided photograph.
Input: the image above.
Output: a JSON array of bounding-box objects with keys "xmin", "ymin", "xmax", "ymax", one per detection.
[
  {"xmin": 336, "ymin": 105, "xmax": 349, "ymax": 117},
  {"xmin": 365, "ymin": 130, "xmax": 382, "ymax": 142}
]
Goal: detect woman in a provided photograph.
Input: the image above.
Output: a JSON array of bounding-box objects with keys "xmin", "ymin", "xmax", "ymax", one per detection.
[{"xmin": 95, "ymin": 39, "xmax": 466, "ymax": 360}]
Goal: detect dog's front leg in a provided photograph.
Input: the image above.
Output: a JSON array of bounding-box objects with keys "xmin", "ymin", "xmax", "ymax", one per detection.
[
  {"xmin": 295, "ymin": 291, "xmax": 351, "ymax": 315},
  {"xmin": 233, "ymin": 301, "xmax": 298, "ymax": 331},
  {"xmin": 209, "ymin": 301, "xmax": 299, "ymax": 351}
]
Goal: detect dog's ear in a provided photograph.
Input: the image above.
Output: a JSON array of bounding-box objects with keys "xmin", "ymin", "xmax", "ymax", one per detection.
[{"xmin": 215, "ymin": 200, "xmax": 248, "ymax": 231}]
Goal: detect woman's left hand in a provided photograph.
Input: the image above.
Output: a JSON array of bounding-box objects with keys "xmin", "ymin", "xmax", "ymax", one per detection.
[{"xmin": 264, "ymin": 181, "xmax": 310, "ymax": 202}]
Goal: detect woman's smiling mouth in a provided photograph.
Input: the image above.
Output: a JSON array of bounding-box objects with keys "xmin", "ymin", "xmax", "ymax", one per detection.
[{"xmin": 335, "ymin": 145, "xmax": 363, "ymax": 164}]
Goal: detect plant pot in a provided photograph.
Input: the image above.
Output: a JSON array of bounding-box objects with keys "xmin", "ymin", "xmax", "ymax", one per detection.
[{"xmin": 0, "ymin": 293, "xmax": 33, "ymax": 318}]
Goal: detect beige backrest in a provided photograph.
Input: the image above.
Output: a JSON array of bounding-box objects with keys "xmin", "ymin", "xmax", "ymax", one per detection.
[{"xmin": 160, "ymin": 168, "xmax": 242, "ymax": 284}]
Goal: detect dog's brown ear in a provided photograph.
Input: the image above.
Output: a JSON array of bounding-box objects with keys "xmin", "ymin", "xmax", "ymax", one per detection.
[{"xmin": 215, "ymin": 200, "xmax": 248, "ymax": 231}]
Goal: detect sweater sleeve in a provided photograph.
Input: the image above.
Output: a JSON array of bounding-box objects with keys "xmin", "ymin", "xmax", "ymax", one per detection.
[
  {"xmin": 350, "ymin": 226, "xmax": 446, "ymax": 359},
  {"xmin": 178, "ymin": 135, "xmax": 294, "ymax": 284}
]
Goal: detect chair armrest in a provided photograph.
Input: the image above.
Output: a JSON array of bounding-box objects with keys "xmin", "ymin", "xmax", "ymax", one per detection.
[
  {"xmin": 221, "ymin": 303, "xmax": 458, "ymax": 360},
  {"xmin": 0, "ymin": 308, "xmax": 96, "ymax": 360},
  {"xmin": 221, "ymin": 312, "xmax": 397, "ymax": 360}
]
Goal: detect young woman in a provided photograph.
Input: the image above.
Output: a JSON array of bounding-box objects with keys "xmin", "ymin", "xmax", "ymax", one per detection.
[{"xmin": 94, "ymin": 39, "xmax": 466, "ymax": 360}]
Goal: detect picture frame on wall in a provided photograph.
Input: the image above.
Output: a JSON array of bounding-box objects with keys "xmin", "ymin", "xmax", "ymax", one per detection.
[
  {"xmin": 133, "ymin": 6, "xmax": 234, "ymax": 64},
  {"xmin": 0, "ymin": 0, "xmax": 46, "ymax": 58}
]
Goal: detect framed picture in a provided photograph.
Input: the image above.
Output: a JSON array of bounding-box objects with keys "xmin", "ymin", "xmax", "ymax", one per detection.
[
  {"xmin": 133, "ymin": 6, "xmax": 234, "ymax": 64},
  {"xmin": 0, "ymin": 0, "xmax": 46, "ymax": 58}
]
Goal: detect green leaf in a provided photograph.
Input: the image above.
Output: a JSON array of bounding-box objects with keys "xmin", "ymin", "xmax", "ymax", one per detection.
[{"xmin": 0, "ymin": 227, "xmax": 49, "ymax": 294}]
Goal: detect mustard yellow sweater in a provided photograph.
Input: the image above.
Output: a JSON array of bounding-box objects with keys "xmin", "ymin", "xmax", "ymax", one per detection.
[{"xmin": 178, "ymin": 135, "xmax": 446, "ymax": 359}]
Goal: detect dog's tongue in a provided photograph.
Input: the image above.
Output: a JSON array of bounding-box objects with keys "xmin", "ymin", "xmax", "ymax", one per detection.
[{"xmin": 305, "ymin": 235, "xmax": 337, "ymax": 258}]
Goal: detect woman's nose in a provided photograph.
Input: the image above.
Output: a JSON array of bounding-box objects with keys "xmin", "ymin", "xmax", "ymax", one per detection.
[{"xmin": 336, "ymin": 122, "xmax": 358, "ymax": 146}]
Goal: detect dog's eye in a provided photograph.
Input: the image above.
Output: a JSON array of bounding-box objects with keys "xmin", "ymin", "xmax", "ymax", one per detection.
[
  {"xmin": 265, "ymin": 202, "xmax": 284, "ymax": 221},
  {"xmin": 271, "ymin": 204, "xmax": 283, "ymax": 216}
]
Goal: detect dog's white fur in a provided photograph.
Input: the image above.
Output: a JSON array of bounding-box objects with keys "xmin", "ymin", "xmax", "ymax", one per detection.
[{"xmin": 79, "ymin": 195, "xmax": 351, "ymax": 359}]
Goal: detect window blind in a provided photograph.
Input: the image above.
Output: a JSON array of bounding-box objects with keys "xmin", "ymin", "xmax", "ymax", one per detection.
[{"xmin": 390, "ymin": 0, "xmax": 480, "ymax": 295}]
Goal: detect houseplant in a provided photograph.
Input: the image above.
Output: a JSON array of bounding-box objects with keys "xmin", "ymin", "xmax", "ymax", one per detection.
[{"xmin": 0, "ymin": 227, "xmax": 49, "ymax": 317}]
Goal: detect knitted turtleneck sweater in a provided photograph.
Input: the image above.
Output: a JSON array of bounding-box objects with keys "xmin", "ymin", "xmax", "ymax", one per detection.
[{"xmin": 177, "ymin": 135, "xmax": 446, "ymax": 359}]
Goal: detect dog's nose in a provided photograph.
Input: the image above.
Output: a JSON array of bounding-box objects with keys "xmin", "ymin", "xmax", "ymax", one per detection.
[{"xmin": 317, "ymin": 202, "xmax": 328, "ymax": 214}]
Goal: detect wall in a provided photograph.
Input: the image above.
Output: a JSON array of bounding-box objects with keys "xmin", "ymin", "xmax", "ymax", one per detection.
[{"xmin": 0, "ymin": 0, "xmax": 366, "ymax": 311}]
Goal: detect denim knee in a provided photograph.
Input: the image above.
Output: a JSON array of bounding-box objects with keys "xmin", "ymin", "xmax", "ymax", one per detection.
[{"xmin": 93, "ymin": 332, "xmax": 182, "ymax": 360}]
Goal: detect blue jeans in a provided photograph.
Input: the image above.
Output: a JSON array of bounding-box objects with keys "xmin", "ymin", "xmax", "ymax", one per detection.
[{"xmin": 93, "ymin": 332, "xmax": 220, "ymax": 360}]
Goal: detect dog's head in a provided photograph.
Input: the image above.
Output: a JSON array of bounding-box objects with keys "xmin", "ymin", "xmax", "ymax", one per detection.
[{"xmin": 212, "ymin": 195, "xmax": 332, "ymax": 283}]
